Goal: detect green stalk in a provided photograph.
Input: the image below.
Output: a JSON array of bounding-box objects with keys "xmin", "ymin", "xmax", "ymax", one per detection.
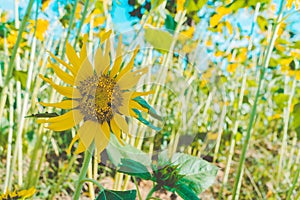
[
  {"xmin": 25, "ymin": 127, "xmax": 44, "ymax": 188},
  {"xmin": 80, "ymin": 178, "xmax": 104, "ymax": 191},
  {"xmin": 74, "ymin": 0, "xmax": 90, "ymax": 47},
  {"xmin": 146, "ymin": 184, "xmax": 159, "ymax": 200},
  {"xmin": 73, "ymin": 144, "xmax": 95, "ymax": 200},
  {"xmin": 231, "ymin": 1, "xmax": 285, "ymax": 199},
  {"xmin": 0, "ymin": 0, "xmax": 34, "ymax": 120},
  {"xmin": 49, "ymin": 154, "xmax": 77, "ymax": 199},
  {"xmin": 133, "ymin": 177, "xmax": 142, "ymax": 200},
  {"xmin": 286, "ymin": 165, "xmax": 300, "ymax": 200}
]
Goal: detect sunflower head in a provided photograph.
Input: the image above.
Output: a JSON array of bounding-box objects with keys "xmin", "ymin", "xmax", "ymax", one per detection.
[{"xmin": 38, "ymin": 31, "xmax": 159, "ymax": 160}]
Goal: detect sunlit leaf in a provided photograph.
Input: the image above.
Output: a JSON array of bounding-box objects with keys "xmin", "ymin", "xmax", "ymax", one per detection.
[
  {"xmin": 257, "ymin": 15, "xmax": 268, "ymax": 31},
  {"xmin": 144, "ymin": 28, "xmax": 173, "ymax": 51},
  {"xmin": 106, "ymin": 134, "xmax": 151, "ymax": 167},
  {"xmin": 14, "ymin": 70, "xmax": 28, "ymax": 89}
]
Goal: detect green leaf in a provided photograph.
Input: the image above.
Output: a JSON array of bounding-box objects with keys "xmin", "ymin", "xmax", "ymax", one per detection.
[
  {"xmin": 95, "ymin": 189, "xmax": 136, "ymax": 200},
  {"xmin": 106, "ymin": 134, "xmax": 151, "ymax": 167},
  {"xmin": 228, "ymin": 0, "xmax": 246, "ymax": 12},
  {"xmin": 133, "ymin": 96, "xmax": 163, "ymax": 121},
  {"xmin": 150, "ymin": 0, "xmax": 164, "ymax": 9},
  {"xmin": 165, "ymin": 15, "xmax": 177, "ymax": 32},
  {"xmin": 170, "ymin": 153, "xmax": 218, "ymax": 194},
  {"xmin": 14, "ymin": 70, "xmax": 28, "ymax": 89},
  {"xmin": 157, "ymin": 150, "xmax": 171, "ymax": 167},
  {"xmin": 185, "ymin": 0, "xmax": 198, "ymax": 12},
  {"xmin": 291, "ymin": 41, "xmax": 300, "ymax": 49},
  {"xmin": 144, "ymin": 28, "xmax": 173, "ymax": 52},
  {"xmin": 196, "ymin": 0, "xmax": 207, "ymax": 9},
  {"xmin": 25, "ymin": 112, "xmax": 59, "ymax": 118},
  {"xmin": 175, "ymin": 183, "xmax": 199, "ymax": 200},
  {"xmin": 132, "ymin": 108, "xmax": 162, "ymax": 131},
  {"xmin": 118, "ymin": 158, "xmax": 152, "ymax": 180},
  {"xmin": 274, "ymin": 93, "xmax": 289, "ymax": 109},
  {"xmin": 257, "ymin": 15, "xmax": 268, "ymax": 31}
]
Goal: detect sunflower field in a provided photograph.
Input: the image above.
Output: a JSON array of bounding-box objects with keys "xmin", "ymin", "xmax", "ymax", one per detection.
[{"xmin": 1, "ymin": 0, "xmax": 300, "ymax": 199}]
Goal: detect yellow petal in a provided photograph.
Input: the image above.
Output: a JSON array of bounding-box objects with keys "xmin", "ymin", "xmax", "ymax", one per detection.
[
  {"xmin": 118, "ymin": 91, "xmax": 133, "ymax": 116},
  {"xmin": 103, "ymin": 41, "xmax": 111, "ymax": 74},
  {"xmin": 117, "ymin": 67, "xmax": 148, "ymax": 90},
  {"xmin": 66, "ymin": 42, "xmax": 81, "ymax": 74},
  {"xmin": 48, "ymin": 58, "xmax": 75, "ymax": 85},
  {"xmin": 39, "ymin": 100, "xmax": 78, "ymax": 109},
  {"xmin": 110, "ymin": 117, "xmax": 124, "ymax": 145},
  {"xmin": 94, "ymin": 47, "xmax": 106, "ymax": 75},
  {"xmin": 48, "ymin": 52, "xmax": 77, "ymax": 75},
  {"xmin": 37, "ymin": 109, "xmax": 83, "ymax": 131},
  {"xmin": 115, "ymin": 47, "xmax": 139, "ymax": 81},
  {"xmin": 114, "ymin": 113, "xmax": 129, "ymax": 135},
  {"xmin": 99, "ymin": 30, "xmax": 112, "ymax": 44},
  {"xmin": 132, "ymin": 90, "xmax": 154, "ymax": 98},
  {"xmin": 101, "ymin": 121, "xmax": 111, "ymax": 136},
  {"xmin": 67, "ymin": 133, "xmax": 80, "ymax": 154},
  {"xmin": 94, "ymin": 122, "xmax": 110, "ymax": 162},
  {"xmin": 110, "ymin": 35, "xmax": 123, "ymax": 78},
  {"xmin": 78, "ymin": 120, "xmax": 97, "ymax": 151},
  {"xmin": 130, "ymin": 100, "xmax": 148, "ymax": 113},
  {"xmin": 74, "ymin": 58, "xmax": 94, "ymax": 86},
  {"xmin": 39, "ymin": 74, "xmax": 76, "ymax": 98},
  {"xmin": 75, "ymin": 140, "xmax": 87, "ymax": 154}
]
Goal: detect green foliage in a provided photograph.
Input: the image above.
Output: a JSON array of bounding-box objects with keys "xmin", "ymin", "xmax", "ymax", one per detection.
[
  {"xmin": 118, "ymin": 151, "xmax": 218, "ymax": 199},
  {"xmin": 13, "ymin": 70, "xmax": 28, "ymax": 89},
  {"xmin": 257, "ymin": 15, "xmax": 268, "ymax": 31},
  {"xmin": 165, "ymin": 15, "xmax": 177, "ymax": 32},
  {"xmin": 144, "ymin": 28, "xmax": 173, "ymax": 52},
  {"xmin": 118, "ymin": 158, "xmax": 152, "ymax": 180},
  {"xmin": 106, "ymin": 134, "xmax": 152, "ymax": 167},
  {"xmin": 95, "ymin": 189, "xmax": 136, "ymax": 200}
]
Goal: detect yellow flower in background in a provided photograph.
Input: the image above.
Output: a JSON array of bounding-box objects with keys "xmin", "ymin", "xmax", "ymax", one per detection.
[
  {"xmin": 227, "ymin": 63, "xmax": 238, "ymax": 73},
  {"xmin": 75, "ymin": 4, "xmax": 83, "ymax": 19},
  {"xmin": 6, "ymin": 29, "xmax": 27, "ymax": 48},
  {"xmin": 286, "ymin": 0, "xmax": 300, "ymax": 9},
  {"xmin": 0, "ymin": 187, "xmax": 36, "ymax": 200},
  {"xmin": 28, "ymin": 19, "xmax": 49, "ymax": 41},
  {"xmin": 84, "ymin": 8, "xmax": 106, "ymax": 27},
  {"xmin": 225, "ymin": 20, "xmax": 233, "ymax": 34},
  {"xmin": 38, "ymin": 31, "xmax": 154, "ymax": 160},
  {"xmin": 1, "ymin": 12, "xmax": 8, "ymax": 23},
  {"xmin": 177, "ymin": 0, "xmax": 185, "ymax": 12},
  {"xmin": 41, "ymin": 0, "xmax": 51, "ymax": 11},
  {"xmin": 210, "ymin": 6, "xmax": 232, "ymax": 27}
]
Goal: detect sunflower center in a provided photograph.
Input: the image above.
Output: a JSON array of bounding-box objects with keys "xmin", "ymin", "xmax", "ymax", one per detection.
[{"xmin": 77, "ymin": 74, "xmax": 122, "ymax": 124}]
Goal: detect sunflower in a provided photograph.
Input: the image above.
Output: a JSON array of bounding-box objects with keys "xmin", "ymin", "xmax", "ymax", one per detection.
[
  {"xmin": 0, "ymin": 187, "xmax": 36, "ymax": 200},
  {"xmin": 38, "ymin": 31, "xmax": 156, "ymax": 159}
]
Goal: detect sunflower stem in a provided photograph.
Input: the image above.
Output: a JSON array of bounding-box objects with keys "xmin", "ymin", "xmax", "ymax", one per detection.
[
  {"xmin": 146, "ymin": 184, "xmax": 159, "ymax": 200},
  {"xmin": 73, "ymin": 144, "xmax": 95, "ymax": 200},
  {"xmin": 231, "ymin": 1, "xmax": 285, "ymax": 199}
]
